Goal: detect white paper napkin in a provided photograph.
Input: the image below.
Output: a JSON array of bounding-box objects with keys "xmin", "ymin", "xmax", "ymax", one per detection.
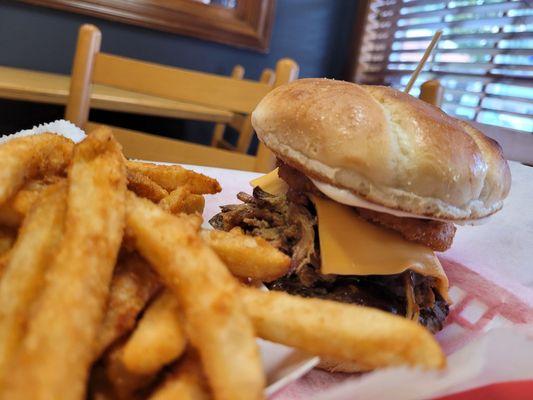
[{"xmin": 1, "ymin": 119, "xmax": 86, "ymax": 144}]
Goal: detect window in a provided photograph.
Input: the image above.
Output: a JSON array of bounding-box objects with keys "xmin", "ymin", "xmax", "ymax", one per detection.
[{"xmin": 352, "ymin": 0, "xmax": 533, "ymax": 133}]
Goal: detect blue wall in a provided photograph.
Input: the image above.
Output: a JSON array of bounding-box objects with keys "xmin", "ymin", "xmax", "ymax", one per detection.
[{"xmin": 0, "ymin": 0, "xmax": 358, "ymax": 141}]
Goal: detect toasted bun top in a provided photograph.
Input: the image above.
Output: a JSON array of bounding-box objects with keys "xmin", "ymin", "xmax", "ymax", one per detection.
[{"xmin": 252, "ymin": 79, "xmax": 511, "ymax": 220}]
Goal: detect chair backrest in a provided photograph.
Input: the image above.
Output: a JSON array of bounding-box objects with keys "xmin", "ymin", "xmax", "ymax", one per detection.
[
  {"xmin": 65, "ymin": 24, "xmax": 299, "ymax": 170},
  {"xmin": 211, "ymin": 66, "xmax": 275, "ymax": 153},
  {"xmin": 210, "ymin": 64, "xmax": 246, "ymax": 150}
]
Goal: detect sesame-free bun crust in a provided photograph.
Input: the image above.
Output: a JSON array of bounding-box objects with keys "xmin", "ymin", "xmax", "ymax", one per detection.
[{"xmin": 252, "ymin": 79, "xmax": 511, "ymax": 220}]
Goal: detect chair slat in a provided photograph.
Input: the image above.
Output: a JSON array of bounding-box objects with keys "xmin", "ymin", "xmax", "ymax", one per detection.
[
  {"xmin": 93, "ymin": 53, "xmax": 271, "ymax": 114},
  {"xmin": 87, "ymin": 123, "xmax": 256, "ymax": 171}
]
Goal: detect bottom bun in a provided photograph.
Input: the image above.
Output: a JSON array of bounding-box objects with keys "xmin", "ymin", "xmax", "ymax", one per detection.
[{"xmin": 317, "ymin": 357, "xmax": 371, "ymax": 374}]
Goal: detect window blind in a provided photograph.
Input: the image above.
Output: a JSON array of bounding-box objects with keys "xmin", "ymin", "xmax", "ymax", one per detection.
[{"xmin": 354, "ymin": 0, "xmax": 533, "ymax": 133}]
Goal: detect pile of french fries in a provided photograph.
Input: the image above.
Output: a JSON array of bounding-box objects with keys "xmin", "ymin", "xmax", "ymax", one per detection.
[{"xmin": 0, "ymin": 127, "xmax": 444, "ymax": 400}]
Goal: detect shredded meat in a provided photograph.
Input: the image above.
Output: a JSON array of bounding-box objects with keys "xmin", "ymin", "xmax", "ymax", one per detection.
[
  {"xmin": 269, "ymin": 271, "xmax": 448, "ymax": 333},
  {"xmin": 278, "ymin": 162, "xmax": 456, "ymax": 252},
  {"xmin": 209, "ymin": 187, "xmax": 318, "ymax": 273},
  {"xmin": 209, "ymin": 187, "xmax": 449, "ymax": 333}
]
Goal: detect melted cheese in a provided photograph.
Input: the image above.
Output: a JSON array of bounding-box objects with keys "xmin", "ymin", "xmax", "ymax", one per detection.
[
  {"xmin": 310, "ymin": 195, "xmax": 448, "ymax": 297},
  {"xmin": 251, "ymin": 169, "xmax": 449, "ymax": 298},
  {"xmin": 250, "ymin": 169, "xmax": 287, "ymax": 196}
]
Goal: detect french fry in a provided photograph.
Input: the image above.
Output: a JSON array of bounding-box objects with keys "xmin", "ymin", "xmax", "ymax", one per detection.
[
  {"xmin": 96, "ymin": 252, "xmax": 161, "ymax": 357},
  {"xmin": 104, "ymin": 342, "xmax": 154, "ymax": 400},
  {"xmin": 201, "ymin": 228, "xmax": 291, "ymax": 282},
  {"xmin": 159, "ymin": 187, "xmax": 205, "ymax": 215},
  {"xmin": 0, "ymin": 177, "xmax": 65, "ymax": 228},
  {"xmin": 0, "ymin": 133, "xmax": 73, "ymax": 206},
  {"xmin": 241, "ymin": 287, "xmax": 446, "ymax": 370},
  {"xmin": 87, "ymin": 362, "xmax": 116, "ymax": 400},
  {"xmin": 126, "ymin": 192, "xmax": 265, "ymax": 400},
  {"xmin": 0, "ymin": 125, "xmax": 449, "ymax": 397},
  {"xmin": 2, "ymin": 127, "xmax": 126, "ymax": 400},
  {"xmin": 126, "ymin": 161, "xmax": 221, "ymax": 195},
  {"xmin": 0, "ymin": 227, "xmax": 16, "ymax": 256},
  {"xmin": 0, "ymin": 204, "xmax": 22, "ymax": 228},
  {"xmin": 0, "ymin": 182, "xmax": 67, "ymax": 380},
  {"xmin": 97, "ymin": 282, "xmax": 442, "ymax": 374},
  {"xmin": 122, "ymin": 289, "xmax": 186, "ymax": 375},
  {"xmin": 0, "ymin": 253, "xmax": 9, "ymax": 278},
  {"xmin": 11, "ymin": 179, "xmax": 58, "ymax": 214},
  {"xmin": 148, "ymin": 350, "xmax": 212, "ymax": 400},
  {"xmin": 127, "ymin": 170, "xmax": 169, "ymax": 203}
]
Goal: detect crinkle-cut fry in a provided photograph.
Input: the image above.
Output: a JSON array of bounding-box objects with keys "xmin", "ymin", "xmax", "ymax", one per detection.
[
  {"xmin": 127, "ymin": 170, "xmax": 169, "ymax": 202},
  {"xmin": 0, "ymin": 133, "xmax": 73, "ymax": 206},
  {"xmin": 148, "ymin": 350, "xmax": 212, "ymax": 400},
  {"xmin": 95, "ymin": 252, "xmax": 161, "ymax": 357},
  {"xmin": 2, "ymin": 127, "xmax": 126, "ymax": 400},
  {"xmin": 201, "ymin": 228, "xmax": 290, "ymax": 282},
  {"xmin": 241, "ymin": 287, "xmax": 446, "ymax": 371},
  {"xmin": 0, "ymin": 182, "xmax": 67, "ymax": 381},
  {"xmin": 126, "ymin": 192, "xmax": 264, "ymax": 400},
  {"xmin": 159, "ymin": 187, "xmax": 205, "ymax": 215},
  {"xmin": 0, "ymin": 227, "xmax": 16, "ymax": 256},
  {"xmin": 104, "ymin": 342, "xmax": 155, "ymax": 400},
  {"xmin": 122, "ymin": 289, "xmax": 186, "ymax": 375},
  {"xmin": 126, "ymin": 161, "xmax": 221, "ymax": 195}
]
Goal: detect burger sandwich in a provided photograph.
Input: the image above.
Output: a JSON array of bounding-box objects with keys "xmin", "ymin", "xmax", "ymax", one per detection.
[{"xmin": 210, "ymin": 79, "xmax": 511, "ymax": 356}]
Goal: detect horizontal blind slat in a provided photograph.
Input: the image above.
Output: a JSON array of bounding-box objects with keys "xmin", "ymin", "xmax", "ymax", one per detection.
[
  {"xmin": 388, "ymin": 48, "xmax": 532, "ymax": 55},
  {"xmin": 378, "ymin": 16, "xmax": 533, "ymax": 35},
  {"xmin": 362, "ymin": 68, "xmax": 533, "ymax": 82},
  {"xmin": 443, "ymin": 88, "xmax": 533, "ymax": 103},
  {"xmin": 387, "ymin": 31, "xmax": 533, "ymax": 43},
  {"xmin": 398, "ymin": 1, "xmax": 523, "ymax": 19},
  {"xmin": 386, "ymin": 62, "xmax": 533, "ymax": 70}
]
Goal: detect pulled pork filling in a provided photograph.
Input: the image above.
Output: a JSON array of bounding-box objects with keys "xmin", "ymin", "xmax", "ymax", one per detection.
[{"xmin": 209, "ymin": 186, "xmax": 449, "ymax": 333}]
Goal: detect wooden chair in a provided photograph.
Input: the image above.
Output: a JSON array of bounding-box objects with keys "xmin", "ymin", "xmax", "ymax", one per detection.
[
  {"xmin": 65, "ymin": 24, "xmax": 299, "ymax": 172},
  {"xmin": 211, "ymin": 65, "xmax": 275, "ymax": 153}
]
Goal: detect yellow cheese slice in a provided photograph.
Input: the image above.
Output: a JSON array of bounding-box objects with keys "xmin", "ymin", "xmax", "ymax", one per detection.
[
  {"xmin": 251, "ymin": 169, "xmax": 449, "ymax": 298},
  {"xmin": 251, "ymin": 168, "xmax": 287, "ymax": 196}
]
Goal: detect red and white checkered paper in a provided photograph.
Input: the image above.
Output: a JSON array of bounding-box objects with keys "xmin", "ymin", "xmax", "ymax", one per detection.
[{"xmin": 269, "ymin": 258, "xmax": 533, "ymax": 400}]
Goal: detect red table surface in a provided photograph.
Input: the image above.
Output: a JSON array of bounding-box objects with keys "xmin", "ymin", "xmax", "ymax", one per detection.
[{"xmin": 435, "ymin": 380, "xmax": 533, "ymax": 400}]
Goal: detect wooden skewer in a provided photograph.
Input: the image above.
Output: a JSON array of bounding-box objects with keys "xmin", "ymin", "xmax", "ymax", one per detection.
[{"xmin": 404, "ymin": 30, "xmax": 442, "ymax": 94}]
